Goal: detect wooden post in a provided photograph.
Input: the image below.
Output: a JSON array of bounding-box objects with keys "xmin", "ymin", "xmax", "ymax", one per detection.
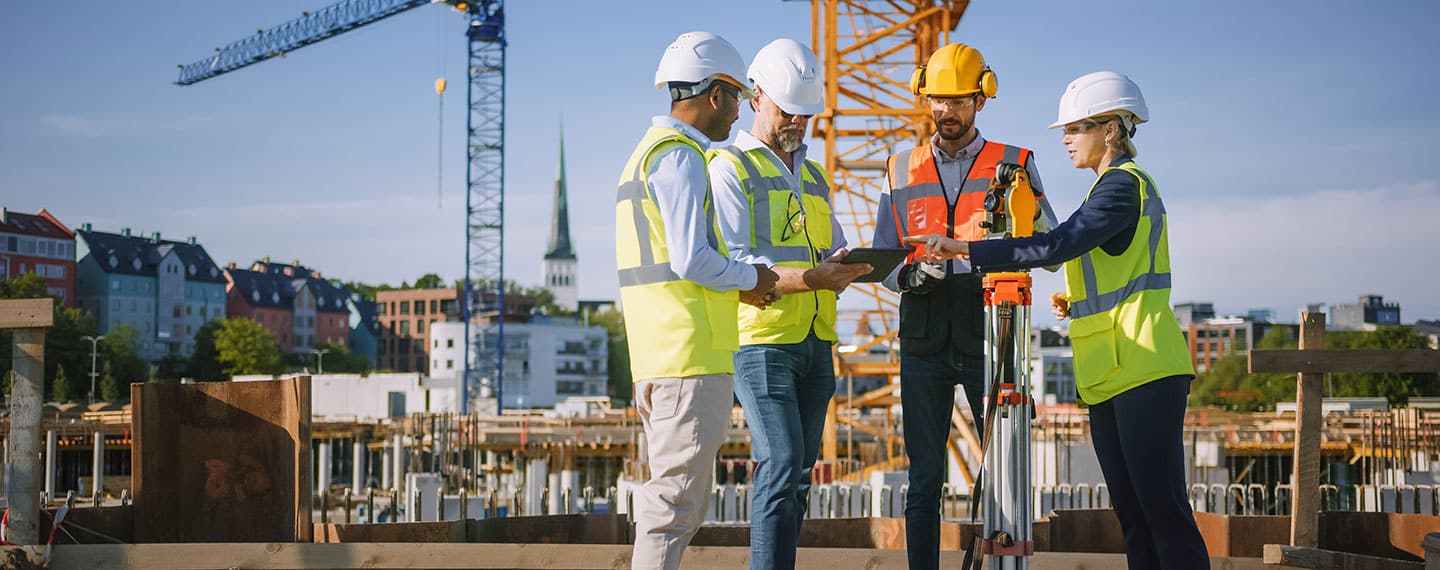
[
  {"xmin": 1291, "ymin": 312, "xmax": 1325, "ymax": 548},
  {"xmin": 2, "ymin": 298, "xmax": 54, "ymax": 546}
]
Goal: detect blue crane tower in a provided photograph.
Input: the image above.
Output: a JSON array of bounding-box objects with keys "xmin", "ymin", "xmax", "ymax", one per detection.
[{"xmin": 176, "ymin": 0, "xmax": 505, "ymax": 414}]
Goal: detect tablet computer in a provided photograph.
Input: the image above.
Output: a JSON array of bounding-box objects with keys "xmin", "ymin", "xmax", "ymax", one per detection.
[{"xmin": 840, "ymin": 247, "xmax": 910, "ymax": 283}]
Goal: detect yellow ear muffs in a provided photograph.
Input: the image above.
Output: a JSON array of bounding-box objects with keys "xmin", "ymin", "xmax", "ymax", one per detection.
[
  {"xmin": 979, "ymin": 67, "xmax": 998, "ymax": 98},
  {"xmin": 909, "ymin": 66, "xmax": 927, "ymax": 96}
]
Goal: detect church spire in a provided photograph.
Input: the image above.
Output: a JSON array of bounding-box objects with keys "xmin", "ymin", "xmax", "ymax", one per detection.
[{"xmin": 545, "ymin": 119, "xmax": 575, "ymax": 260}]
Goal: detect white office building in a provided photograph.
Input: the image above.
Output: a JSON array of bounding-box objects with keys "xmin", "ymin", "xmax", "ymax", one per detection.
[{"xmin": 430, "ymin": 319, "xmax": 607, "ymax": 409}]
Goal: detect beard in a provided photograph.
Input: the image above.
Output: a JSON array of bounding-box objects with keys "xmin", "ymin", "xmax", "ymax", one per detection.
[
  {"xmin": 771, "ymin": 126, "xmax": 805, "ymax": 153},
  {"xmin": 936, "ymin": 116, "xmax": 972, "ymax": 141}
]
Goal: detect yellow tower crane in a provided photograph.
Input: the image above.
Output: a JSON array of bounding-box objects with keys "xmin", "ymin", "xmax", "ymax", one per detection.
[{"xmin": 809, "ymin": 0, "xmax": 984, "ymax": 485}]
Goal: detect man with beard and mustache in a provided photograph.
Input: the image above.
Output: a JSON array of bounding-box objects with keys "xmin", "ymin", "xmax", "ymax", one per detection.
[
  {"xmin": 869, "ymin": 42, "xmax": 1058, "ymax": 570},
  {"xmin": 708, "ymin": 38, "xmax": 871, "ymax": 570},
  {"xmin": 618, "ymin": 31, "xmax": 780, "ymax": 570}
]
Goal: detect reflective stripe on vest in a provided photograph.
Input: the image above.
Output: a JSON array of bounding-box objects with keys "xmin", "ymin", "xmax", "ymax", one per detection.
[
  {"xmin": 887, "ymin": 142, "xmax": 1030, "ymax": 262},
  {"xmin": 1068, "ymin": 167, "xmax": 1168, "ymax": 319},
  {"xmin": 614, "ymin": 126, "xmax": 739, "ymax": 380},
  {"xmin": 712, "ymin": 146, "xmax": 829, "ymax": 264},
  {"xmin": 1061, "ymin": 161, "xmax": 1194, "ymax": 404},
  {"xmin": 615, "ymin": 142, "xmax": 723, "ymax": 286},
  {"xmin": 711, "ymin": 145, "xmax": 838, "ymax": 344}
]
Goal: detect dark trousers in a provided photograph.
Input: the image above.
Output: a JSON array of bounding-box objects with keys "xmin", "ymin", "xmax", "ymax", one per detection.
[
  {"xmin": 1089, "ymin": 376, "xmax": 1210, "ymax": 570},
  {"xmin": 899, "ymin": 350, "xmax": 986, "ymax": 570}
]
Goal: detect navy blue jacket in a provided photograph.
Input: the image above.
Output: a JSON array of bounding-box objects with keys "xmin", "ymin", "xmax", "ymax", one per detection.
[{"xmin": 969, "ymin": 155, "xmax": 1143, "ymax": 272}]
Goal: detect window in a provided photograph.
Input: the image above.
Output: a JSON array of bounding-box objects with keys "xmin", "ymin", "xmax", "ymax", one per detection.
[
  {"xmin": 446, "ymin": 339, "xmax": 454, "ymax": 348},
  {"xmin": 416, "ymin": 320, "xmax": 425, "ymax": 334},
  {"xmin": 415, "ymin": 300, "xmax": 425, "ymax": 315},
  {"xmin": 377, "ymin": 303, "xmax": 386, "ymax": 315},
  {"xmin": 433, "ymin": 339, "xmax": 439, "ymax": 348},
  {"xmin": 399, "ymin": 302, "xmax": 409, "ymax": 315},
  {"xmin": 186, "ymin": 305, "xmax": 193, "ymax": 316},
  {"xmin": 446, "ymin": 359, "xmax": 454, "ymax": 369},
  {"xmin": 400, "ymin": 321, "xmax": 409, "ymax": 335},
  {"xmin": 399, "ymin": 340, "xmax": 409, "ymax": 354}
]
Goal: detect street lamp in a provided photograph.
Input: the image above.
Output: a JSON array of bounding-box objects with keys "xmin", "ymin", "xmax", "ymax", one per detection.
[
  {"xmin": 81, "ymin": 335, "xmax": 104, "ymax": 405},
  {"xmin": 311, "ymin": 348, "xmax": 331, "ymax": 375}
]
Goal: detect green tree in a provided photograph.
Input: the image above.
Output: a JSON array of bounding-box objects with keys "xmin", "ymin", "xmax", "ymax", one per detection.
[
  {"xmin": 312, "ymin": 341, "xmax": 370, "ymax": 374},
  {"xmin": 214, "ymin": 318, "xmax": 283, "ymax": 377},
  {"xmin": 587, "ymin": 309, "xmax": 632, "ymax": 405},
  {"xmin": 186, "ymin": 320, "xmax": 225, "ymax": 380},
  {"xmin": 1326, "ymin": 326, "xmax": 1439, "ymax": 406},
  {"xmin": 51, "ymin": 364, "xmax": 71, "ymax": 403},
  {"xmin": 0, "ymin": 274, "xmax": 100, "ymax": 399},
  {"xmin": 99, "ymin": 360, "xmax": 124, "ymax": 403},
  {"xmin": 335, "ymin": 280, "xmax": 394, "ymax": 300},
  {"xmin": 413, "ymin": 273, "xmax": 445, "ymax": 289},
  {"xmin": 1191, "ymin": 327, "xmax": 1297, "ymax": 411},
  {"xmin": 103, "ymin": 323, "xmax": 149, "ymax": 387}
]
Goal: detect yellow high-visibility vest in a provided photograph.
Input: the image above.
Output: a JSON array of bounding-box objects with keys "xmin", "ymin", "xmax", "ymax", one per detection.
[
  {"xmin": 1063, "ymin": 161, "xmax": 1194, "ymax": 404},
  {"xmin": 710, "ymin": 146, "xmax": 836, "ymax": 345},
  {"xmin": 615, "ymin": 126, "xmax": 739, "ymax": 380}
]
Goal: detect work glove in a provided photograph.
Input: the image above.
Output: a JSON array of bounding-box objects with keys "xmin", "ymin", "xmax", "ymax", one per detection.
[{"xmin": 899, "ymin": 262, "xmax": 946, "ymax": 295}]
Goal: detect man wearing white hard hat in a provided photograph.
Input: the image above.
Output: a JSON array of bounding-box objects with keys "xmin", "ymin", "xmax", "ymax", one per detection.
[
  {"xmin": 708, "ymin": 38, "xmax": 871, "ymax": 570},
  {"xmin": 616, "ymin": 31, "xmax": 781, "ymax": 570},
  {"xmin": 904, "ymin": 71, "xmax": 1211, "ymax": 569}
]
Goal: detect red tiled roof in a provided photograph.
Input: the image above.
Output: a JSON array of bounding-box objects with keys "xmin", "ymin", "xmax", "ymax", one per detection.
[{"xmin": 0, "ymin": 208, "xmax": 73, "ymax": 239}]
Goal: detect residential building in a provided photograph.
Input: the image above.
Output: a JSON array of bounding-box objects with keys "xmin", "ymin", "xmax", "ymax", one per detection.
[
  {"xmin": 1246, "ymin": 308, "xmax": 1275, "ymax": 323},
  {"xmin": 252, "ymin": 259, "xmax": 351, "ymax": 353},
  {"xmin": 1173, "ymin": 302, "xmax": 1216, "ymax": 328},
  {"xmin": 0, "ymin": 208, "xmax": 77, "ymax": 306},
  {"xmin": 431, "ymin": 318, "xmax": 607, "ymax": 409},
  {"xmin": 224, "ymin": 259, "xmax": 351, "ymax": 355},
  {"xmin": 224, "ymin": 263, "xmax": 294, "ymax": 349},
  {"xmin": 75, "ymin": 226, "xmax": 227, "ymax": 359},
  {"xmin": 375, "ymin": 288, "xmax": 461, "ymax": 373},
  {"xmin": 1180, "ymin": 315, "xmax": 1297, "ymax": 373},
  {"xmin": 1031, "ymin": 328, "xmax": 1076, "ymax": 405},
  {"xmin": 1330, "ymin": 294, "xmax": 1401, "ymax": 331},
  {"xmin": 542, "ymin": 125, "xmax": 578, "ymax": 312}
]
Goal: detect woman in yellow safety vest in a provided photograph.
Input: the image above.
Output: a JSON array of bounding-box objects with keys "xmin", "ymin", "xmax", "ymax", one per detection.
[{"xmin": 905, "ymin": 71, "xmax": 1211, "ymax": 570}]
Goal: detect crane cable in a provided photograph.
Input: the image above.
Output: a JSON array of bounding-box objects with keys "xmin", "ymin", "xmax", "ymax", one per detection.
[{"xmin": 436, "ymin": 77, "xmax": 446, "ymax": 208}]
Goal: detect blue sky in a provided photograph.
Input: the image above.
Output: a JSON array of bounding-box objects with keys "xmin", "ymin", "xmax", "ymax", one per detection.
[{"xmin": 3, "ymin": 1, "xmax": 1438, "ymax": 327}]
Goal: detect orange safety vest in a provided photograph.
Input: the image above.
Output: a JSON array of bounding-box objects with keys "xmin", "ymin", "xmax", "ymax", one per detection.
[{"xmin": 886, "ymin": 141, "xmax": 1040, "ymax": 263}]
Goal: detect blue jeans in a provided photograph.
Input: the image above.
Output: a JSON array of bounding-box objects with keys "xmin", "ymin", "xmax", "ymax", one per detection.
[
  {"xmin": 1090, "ymin": 376, "xmax": 1209, "ymax": 570},
  {"xmin": 733, "ymin": 334, "xmax": 837, "ymax": 570},
  {"xmin": 900, "ymin": 350, "xmax": 986, "ymax": 570}
]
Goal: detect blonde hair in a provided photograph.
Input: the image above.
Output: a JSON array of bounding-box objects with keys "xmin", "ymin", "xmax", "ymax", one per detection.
[{"xmin": 1095, "ymin": 114, "xmax": 1138, "ymax": 158}]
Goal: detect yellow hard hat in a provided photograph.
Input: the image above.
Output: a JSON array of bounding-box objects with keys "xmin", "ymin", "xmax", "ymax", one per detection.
[{"xmin": 909, "ymin": 43, "xmax": 997, "ymax": 98}]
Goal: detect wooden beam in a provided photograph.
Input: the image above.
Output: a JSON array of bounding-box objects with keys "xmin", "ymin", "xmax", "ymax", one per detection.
[
  {"xmin": 1263, "ymin": 544, "xmax": 1423, "ymax": 569},
  {"xmin": 0, "ymin": 298, "xmax": 53, "ymax": 329},
  {"xmin": 12, "ymin": 543, "xmax": 1291, "ymax": 570},
  {"xmin": 1250, "ymin": 349, "xmax": 1440, "ymax": 374},
  {"xmin": 1291, "ymin": 313, "xmax": 1325, "ymax": 548}
]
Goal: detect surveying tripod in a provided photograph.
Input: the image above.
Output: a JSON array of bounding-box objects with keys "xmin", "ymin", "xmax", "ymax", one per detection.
[{"xmin": 962, "ymin": 163, "xmax": 1040, "ymax": 570}]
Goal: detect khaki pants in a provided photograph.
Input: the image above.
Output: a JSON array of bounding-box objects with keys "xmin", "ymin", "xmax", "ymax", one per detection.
[{"xmin": 630, "ymin": 373, "xmax": 734, "ymax": 570}]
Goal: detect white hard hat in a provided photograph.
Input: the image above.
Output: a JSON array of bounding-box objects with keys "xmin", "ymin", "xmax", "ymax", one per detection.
[
  {"xmin": 1050, "ymin": 71, "xmax": 1149, "ymax": 129},
  {"xmin": 747, "ymin": 39, "xmax": 824, "ymax": 116},
  {"xmin": 654, "ymin": 31, "xmax": 756, "ymax": 100}
]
